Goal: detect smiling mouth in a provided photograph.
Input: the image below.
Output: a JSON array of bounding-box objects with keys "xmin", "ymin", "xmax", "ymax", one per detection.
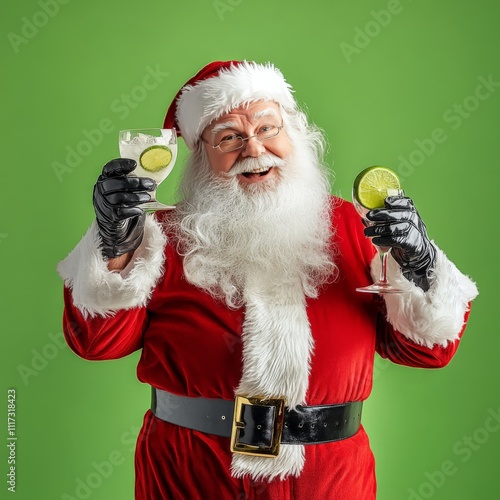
[{"xmin": 240, "ymin": 167, "xmax": 272, "ymax": 179}]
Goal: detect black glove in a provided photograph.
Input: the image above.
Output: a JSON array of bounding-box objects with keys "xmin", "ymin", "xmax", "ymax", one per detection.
[
  {"xmin": 93, "ymin": 158, "xmax": 156, "ymax": 259},
  {"xmin": 364, "ymin": 196, "xmax": 436, "ymax": 291}
]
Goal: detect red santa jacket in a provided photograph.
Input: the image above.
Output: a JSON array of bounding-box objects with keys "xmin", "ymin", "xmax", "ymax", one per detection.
[{"xmin": 58, "ymin": 197, "xmax": 477, "ymax": 499}]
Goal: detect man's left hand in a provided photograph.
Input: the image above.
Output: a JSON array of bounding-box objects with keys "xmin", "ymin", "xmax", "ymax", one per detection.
[{"xmin": 364, "ymin": 196, "xmax": 436, "ymax": 291}]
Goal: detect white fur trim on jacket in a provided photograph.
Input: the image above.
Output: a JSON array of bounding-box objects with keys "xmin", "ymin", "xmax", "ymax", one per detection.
[
  {"xmin": 373, "ymin": 243, "xmax": 479, "ymax": 348},
  {"xmin": 57, "ymin": 216, "xmax": 166, "ymax": 318},
  {"xmin": 176, "ymin": 61, "xmax": 296, "ymax": 149},
  {"xmin": 230, "ymin": 278, "xmax": 311, "ymax": 481}
]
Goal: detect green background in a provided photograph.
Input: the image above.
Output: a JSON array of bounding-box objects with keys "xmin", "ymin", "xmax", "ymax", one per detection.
[{"xmin": 1, "ymin": 0, "xmax": 498, "ymax": 498}]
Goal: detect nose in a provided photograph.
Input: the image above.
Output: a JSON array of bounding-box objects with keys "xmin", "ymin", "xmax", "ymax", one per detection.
[{"xmin": 240, "ymin": 135, "xmax": 265, "ymax": 157}]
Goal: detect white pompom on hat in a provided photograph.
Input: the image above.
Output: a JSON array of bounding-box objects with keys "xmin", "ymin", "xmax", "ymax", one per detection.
[{"xmin": 163, "ymin": 60, "xmax": 297, "ymax": 149}]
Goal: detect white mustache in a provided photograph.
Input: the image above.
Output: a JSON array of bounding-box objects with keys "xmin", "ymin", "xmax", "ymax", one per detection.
[{"xmin": 225, "ymin": 155, "xmax": 287, "ymax": 177}]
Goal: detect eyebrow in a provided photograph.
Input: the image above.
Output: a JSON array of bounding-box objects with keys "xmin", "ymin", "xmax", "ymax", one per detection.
[
  {"xmin": 253, "ymin": 108, "xmax": 280, "ymax": 120},
  {"xmin": 210, "ymin": 121, "xmax": 239, "ymax": 139}
]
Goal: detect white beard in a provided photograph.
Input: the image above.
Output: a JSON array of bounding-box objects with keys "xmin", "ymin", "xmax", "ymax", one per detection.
[
  {"xmin": 168, "ymin": 129, "xmax": 336, "ymax": 480},
  {"xmin": 170, "ymin": 141, "xmax": 336, "ymax": 308}
]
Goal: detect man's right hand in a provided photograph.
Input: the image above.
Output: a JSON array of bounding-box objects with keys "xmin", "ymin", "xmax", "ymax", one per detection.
[{"xmin": 93, "ymin": 158, "xmax": 156, "ymax": 259}]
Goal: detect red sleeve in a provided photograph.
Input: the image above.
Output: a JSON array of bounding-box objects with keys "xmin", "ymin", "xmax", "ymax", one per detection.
[
  {"xmin": 375, "ymin": 297, "xmax": 470, "ymax": 369},
  {"xmin": 62, "ymin": 287, "xmax": 148, "ymax": 361}
]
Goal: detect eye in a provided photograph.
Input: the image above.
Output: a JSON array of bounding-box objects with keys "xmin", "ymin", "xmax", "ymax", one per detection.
[
  {"xmin": 221, "ymin": 134, "xmax": 241, "ymax": 142},
  {"xmin": 259, "ymin": 125, "xmax": 274, "ymax": 133}
]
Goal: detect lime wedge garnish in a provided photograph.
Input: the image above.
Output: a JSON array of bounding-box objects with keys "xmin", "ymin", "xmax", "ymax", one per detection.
[
  {"xmin": 139, "ymin": 145, "xmax": 172, "ymax": 173},
  {"xmin": 353, "ymin": 166, "xmax": 401, "ymax": 209}
]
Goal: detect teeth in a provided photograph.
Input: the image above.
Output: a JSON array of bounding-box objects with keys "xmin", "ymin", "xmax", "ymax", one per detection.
[{"xmin": 245, "ymin": 167, "xmax": 270, "ymax": 174}]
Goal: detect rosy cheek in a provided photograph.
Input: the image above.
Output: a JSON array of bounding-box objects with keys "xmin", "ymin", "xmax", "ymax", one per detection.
[
  {"xmin": 212, "ymin": 157, "xmax": 234, "ymax": 176},
  {"xmin": 269, "ymin": 145, "xmax": 287, "ymax": 159}
]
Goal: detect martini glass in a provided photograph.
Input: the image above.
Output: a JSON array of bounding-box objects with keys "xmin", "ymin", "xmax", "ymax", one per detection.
[
  {"xmin": 119, "ymin": 128, "xmax": 177, "ymax": 211},
  {"xmin": 352, "ymin": 166, "xmax": 405, "ymax": 294}
]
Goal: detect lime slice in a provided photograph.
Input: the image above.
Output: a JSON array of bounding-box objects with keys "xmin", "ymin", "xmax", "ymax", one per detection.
[
  {"xmin": 353, "ymin": 166, "xmax": 401, "ymax": 209},
  {"xmin": 139, "ymin": 145, "xmax": 172, "ymax": 173}
]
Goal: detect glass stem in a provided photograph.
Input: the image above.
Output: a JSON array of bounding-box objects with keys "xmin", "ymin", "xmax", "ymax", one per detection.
[{"xmin": 378, "ymin": 250, "xmax": 389, "ymax": 284}]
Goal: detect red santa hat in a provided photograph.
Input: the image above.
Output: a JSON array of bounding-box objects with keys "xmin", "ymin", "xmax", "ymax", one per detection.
[{"xmin": 163, "ymin": 60, "xmax": 297, "ymax": 149}]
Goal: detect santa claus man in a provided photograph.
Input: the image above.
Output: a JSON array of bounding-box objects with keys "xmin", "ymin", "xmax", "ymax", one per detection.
[{"xmin": 58, "ymin": 61, "xmax": 478, "ymax": 499}]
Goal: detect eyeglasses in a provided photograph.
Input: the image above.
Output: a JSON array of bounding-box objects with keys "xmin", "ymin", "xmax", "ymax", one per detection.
[{"xmin": 204, "ymin": 124, "xmax": 284, "ymax": 153}]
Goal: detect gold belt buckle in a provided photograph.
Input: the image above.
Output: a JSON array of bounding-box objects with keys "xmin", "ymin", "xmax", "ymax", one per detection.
[{"xmin": 230, "ymin": 395, "xmax": 285, "ymax": 458}]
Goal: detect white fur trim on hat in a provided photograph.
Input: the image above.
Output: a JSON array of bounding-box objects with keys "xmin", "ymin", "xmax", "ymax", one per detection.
[
  {"xmin": 57, "ymin": 216, "xmax": 167, "ymax": 318},
  {"xmin": 176, "ymin": 61, "xmax": 297, "ymax": 149},
  {"xmin": 374, "ymin": 243, "xmax": 479, "ymax": 348}
]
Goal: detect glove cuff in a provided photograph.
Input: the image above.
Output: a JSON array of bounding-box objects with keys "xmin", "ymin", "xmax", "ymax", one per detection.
[
  {"xmin": 98, "ymin": 215, "xmax": 146, "ymax": 258},
  {"xmin": 401, "ymin": 242, "xmax": 436, "ymax": 292}
]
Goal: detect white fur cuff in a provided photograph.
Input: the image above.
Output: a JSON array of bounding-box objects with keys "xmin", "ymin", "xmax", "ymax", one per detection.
[
  {"xmin": 374, "ymin": 243, "xmax": 478, "ymax": 348},
  {"xmin": 57, "ymin": 216, "xmax": 167, "ymax": 318}
]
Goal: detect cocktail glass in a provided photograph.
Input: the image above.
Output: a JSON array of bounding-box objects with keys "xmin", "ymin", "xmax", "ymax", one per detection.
[
  {"xmin": 119, "ymin": 128, "xmax": 177, "ymax": 211},
  {"xmin": 352, "ymin": 166, "xmax": 405, "ymax": 294}
]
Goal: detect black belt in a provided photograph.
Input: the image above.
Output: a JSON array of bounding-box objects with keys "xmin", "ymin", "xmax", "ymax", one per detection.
[{"xmin": 151, "ymin": 388, "xmax": 363, "ymax": 458}]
